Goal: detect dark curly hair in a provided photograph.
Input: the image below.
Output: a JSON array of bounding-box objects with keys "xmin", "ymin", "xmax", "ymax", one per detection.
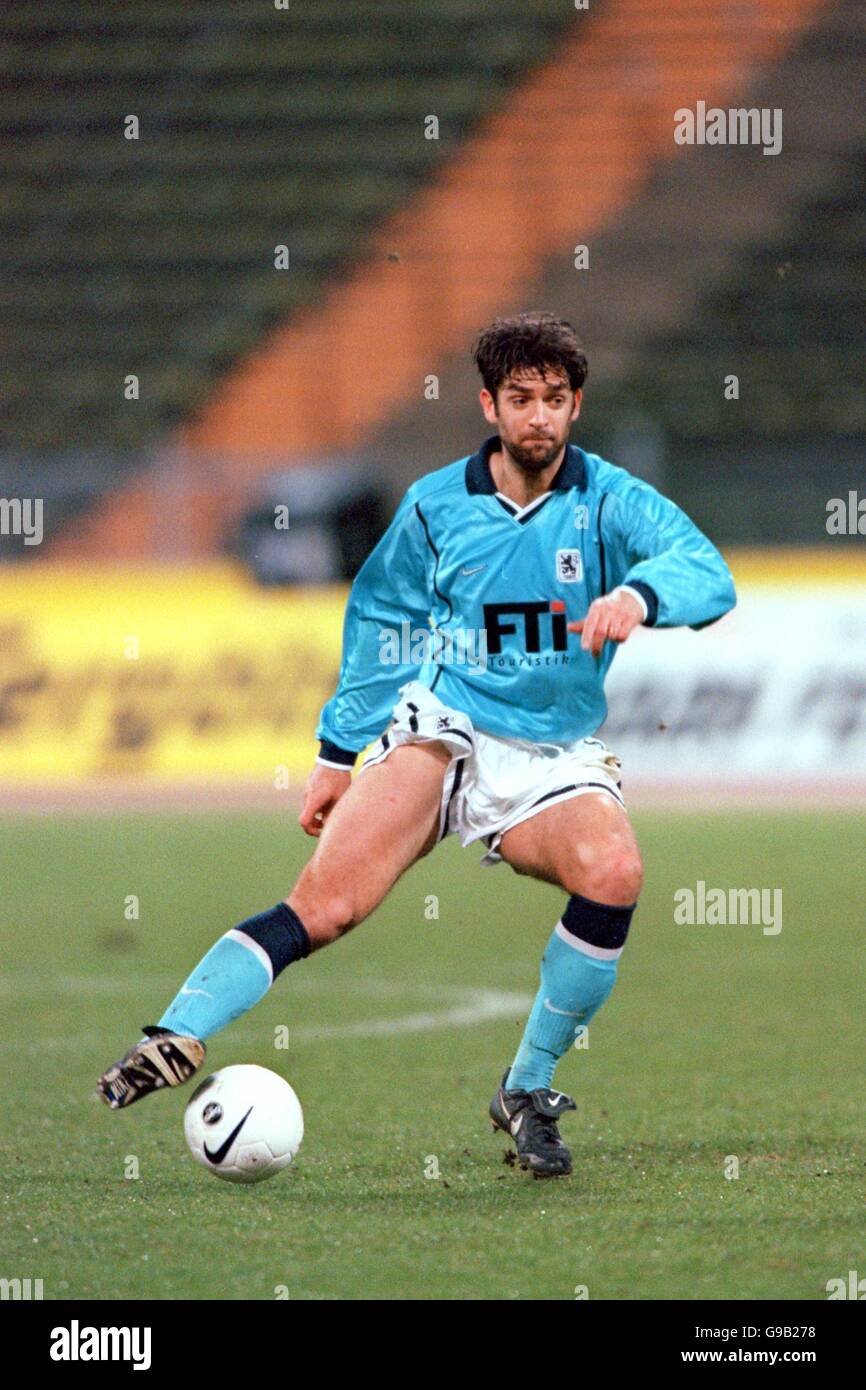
[{"xmin": 472, "ymin": 311, "xmax": 588, "ymax": 398}]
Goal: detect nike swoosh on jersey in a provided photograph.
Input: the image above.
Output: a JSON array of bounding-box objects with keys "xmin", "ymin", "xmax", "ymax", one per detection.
[
  {"xmin": 203, "ymin": 1106, "xmax": 253, "ymax": 1164},
  {"xmin": 460, "ymin": 564, "xmax": 487, "ymax": 575}
]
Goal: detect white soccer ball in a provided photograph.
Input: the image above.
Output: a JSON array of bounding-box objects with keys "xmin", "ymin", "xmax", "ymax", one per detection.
[{"xmin": 184, "ymin": 1064, "xmax": 304, "ymax": 1184}]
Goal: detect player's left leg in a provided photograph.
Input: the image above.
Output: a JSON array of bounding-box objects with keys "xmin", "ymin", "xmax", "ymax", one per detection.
[
  {"xmin": 500, "ymin": 789, "xmax": 642, "ymax": 1085},
  {"xmin": 489, "ymin": 791, "xmax": 642, "ymax": 1176}
]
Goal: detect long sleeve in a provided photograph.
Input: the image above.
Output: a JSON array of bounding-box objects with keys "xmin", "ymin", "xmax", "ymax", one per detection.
[
  {"xmin": 315, "ymin": 487, "xmax": 434, "ymax": 761},
  {"xmin": 603, "ymin": 477, "xmax": 736, "ymax": 629}
]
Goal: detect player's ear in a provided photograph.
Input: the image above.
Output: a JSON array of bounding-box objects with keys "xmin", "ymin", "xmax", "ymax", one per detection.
[
  {"xmin": 480, "ymin": 388, "xmax": 498, "ymax": 426},
  {"xmin": 570, "ymin": 388, "xmax": 582, "ymax": 422}
]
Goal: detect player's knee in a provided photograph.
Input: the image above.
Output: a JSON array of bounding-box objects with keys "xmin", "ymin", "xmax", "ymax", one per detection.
[
  {"xmin": 289, "ymin": 890, "xmax": 358, "ymax": 947},
  {"xmin": 570, "ymin": 843, "xmax": 643, "ymax": 906},
  {"xmin": 316, "ymin": 894, "xmax": 359, "ymax": 944}
]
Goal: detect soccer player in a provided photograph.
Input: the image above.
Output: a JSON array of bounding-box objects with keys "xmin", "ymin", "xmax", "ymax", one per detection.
[{"xmin": 98, "ymin": 312, "xmax": 736, "ymax": 1178}]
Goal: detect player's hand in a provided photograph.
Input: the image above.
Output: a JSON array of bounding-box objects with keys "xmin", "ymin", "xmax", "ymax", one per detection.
[
  {"xmin": 299, "ymin": 763, "xmax": 352, "ymax": 837},
  {"xmin": 568, "ymin": 589, "xmax": 645, "ymax": 658}
]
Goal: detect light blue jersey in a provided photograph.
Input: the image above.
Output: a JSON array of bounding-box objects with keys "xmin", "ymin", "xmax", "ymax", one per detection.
[{"xmin": 316, "ymin": 436, "xmax": 736, "ymax": 760}]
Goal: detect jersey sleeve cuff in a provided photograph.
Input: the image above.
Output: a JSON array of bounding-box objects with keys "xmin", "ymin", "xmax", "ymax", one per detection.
[
  {"xmin": 317, "ymin": 740, "xmax": 359, "ymax": 769},
  {"xmin": 619, "ymin": 581, "xmax": 658, "ymax": 627}
]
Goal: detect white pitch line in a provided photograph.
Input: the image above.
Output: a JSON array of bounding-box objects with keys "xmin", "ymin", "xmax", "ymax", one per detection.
[
  {"xmin": 0, "ymin": 989, "xmax": 531, "ymax": 1053},
  {"xmin": 288, "ymin": 989, "xmax": 530, "ymax": 1043}
]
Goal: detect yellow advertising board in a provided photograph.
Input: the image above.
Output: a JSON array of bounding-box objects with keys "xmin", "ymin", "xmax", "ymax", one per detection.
[
  {"xmin": 0, "ymin": 565, "xmax": 348, "ymax": 782},
  {"xmin": 1, "ymin": 551, "xmax": 863, "ymax": 783}
]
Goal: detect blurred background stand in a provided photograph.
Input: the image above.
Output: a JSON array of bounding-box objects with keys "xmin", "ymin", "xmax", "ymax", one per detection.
[{"xmin": 232, "ymin": 462, "xmax": 388, "ymax": 586}]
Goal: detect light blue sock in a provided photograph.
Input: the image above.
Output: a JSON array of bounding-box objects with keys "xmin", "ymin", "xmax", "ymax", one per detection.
[
  {"xmin": 158, "ymin": 934, "xmax": 272, "ymax": 1040},
  {"xmin": 506, "ymin": 894, "xmax": 634, "ymax": 1092},
  {"xmin": 158, "ymin": 903, "xmax": 311, "ymax": 1041}
]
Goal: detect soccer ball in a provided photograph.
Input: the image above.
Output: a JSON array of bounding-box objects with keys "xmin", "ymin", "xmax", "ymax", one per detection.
[{"xmin": 183, "ymin": 1064, "xmax": 304, "ymax": 1184}]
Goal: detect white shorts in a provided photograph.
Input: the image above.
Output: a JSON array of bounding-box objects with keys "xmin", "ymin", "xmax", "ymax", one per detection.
[{"xmin": 360, "ymin": 680, "xmax": 625, "ymax": 867}]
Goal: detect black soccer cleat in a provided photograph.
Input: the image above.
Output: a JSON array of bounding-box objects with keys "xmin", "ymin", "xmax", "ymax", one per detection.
[
  {"xmin": 489, "ymin": 1070, "xmax": 577, "ymax": 1178},
  {"xmin": 96, "ymin": 1026, "xmax": 206, "ymax": 1109}
]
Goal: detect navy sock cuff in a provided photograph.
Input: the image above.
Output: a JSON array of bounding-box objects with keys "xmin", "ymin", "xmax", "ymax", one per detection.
[
  {"xmin": 561, "ymin": 892, "xmax": 635, "ymax": 951},
  {"xmin": 235, "ymin": 902, "xmax": 310, "ymax": 976}
]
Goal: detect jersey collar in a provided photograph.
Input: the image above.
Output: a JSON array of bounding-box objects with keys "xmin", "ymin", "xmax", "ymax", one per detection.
[{"xmin": 465, "ymin": 434, "xmax": 586, "ymax": 495}]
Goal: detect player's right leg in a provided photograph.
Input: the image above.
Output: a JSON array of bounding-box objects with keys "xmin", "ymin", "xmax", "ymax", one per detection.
[
  {"xmin": 285, "ymin": 740, "xmax": 449, "ymax": 946},
  {"xmin": 96, "ymin": 742, "xmax": 450, "ymax": 1108}
]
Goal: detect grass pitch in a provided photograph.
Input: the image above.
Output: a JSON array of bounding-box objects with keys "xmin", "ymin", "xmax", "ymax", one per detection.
[{"xmin": 0, "ymin": 808, "xmax": 862, "ymax": 1301}]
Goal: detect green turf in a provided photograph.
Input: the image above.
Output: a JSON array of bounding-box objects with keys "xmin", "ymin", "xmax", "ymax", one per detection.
[{"xmin": 0, "ymin": 809, "xmax": 863, "ymax": 1301}]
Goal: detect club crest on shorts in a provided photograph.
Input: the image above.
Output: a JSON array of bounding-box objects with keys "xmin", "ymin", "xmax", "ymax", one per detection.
[{"xmin": 555, "ymin": 549, "xmax": 583, "ymax": 582}]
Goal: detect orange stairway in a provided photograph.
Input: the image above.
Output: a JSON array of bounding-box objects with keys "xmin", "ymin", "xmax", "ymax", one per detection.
[{"xmin": 51, "ymin": 0, "xmax": 830, "ymax": 559}]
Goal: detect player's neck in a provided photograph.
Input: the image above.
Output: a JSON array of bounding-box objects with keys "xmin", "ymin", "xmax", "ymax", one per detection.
[{"xmin": 489, "ymin": 444, "xmax": 566, "ymax": 509}]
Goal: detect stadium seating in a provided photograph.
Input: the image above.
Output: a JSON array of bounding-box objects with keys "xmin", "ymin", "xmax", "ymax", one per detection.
[
  {"xmin": 364, "ymin": 0, "xmax": 865, "ymax": 546},
  {"xmin": 4, "ymin": 0, "xmax": 862, "ymax": 554},
  {"xmin": 0, "ymin": 0, "xmax": 576, "ymax": 467}
]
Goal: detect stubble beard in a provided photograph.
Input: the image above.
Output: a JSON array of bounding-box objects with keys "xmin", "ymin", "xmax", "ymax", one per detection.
[{"xmin": 502, "ymin": 433, "xmax": 564, "ymax": 474}]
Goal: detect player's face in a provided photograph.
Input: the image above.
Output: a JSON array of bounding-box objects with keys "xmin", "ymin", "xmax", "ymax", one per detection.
[{"xmin": 481, "ymin": 369, "xmax": 582, "ymax": 473}]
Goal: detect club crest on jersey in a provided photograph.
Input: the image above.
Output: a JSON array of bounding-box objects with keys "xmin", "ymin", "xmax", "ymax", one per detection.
[{"xmin": 556, "ymin": 549, "xmax": 583, "ymax": 582}]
